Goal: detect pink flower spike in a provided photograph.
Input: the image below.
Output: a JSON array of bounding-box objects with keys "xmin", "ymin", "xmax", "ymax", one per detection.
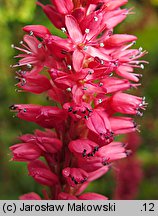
[
  {"xmin": 10, "ymin": 143, "xmax": 42, "ymax": 162},
  {"xmin": 62, "ymin": 167, "xmax": 88, "ymax": 187},
  {"xmin": 19, "ymin": 192, "xmax": 41, "ymax": 200},
  {"xmin": 28, "ymin": 160, "xmax": 59, "ymax": 186},
  {"xmin": 79, "ymin": 192, "xmax": 108, "ymax": 200},
  {"xmin": 23, "ymin": 25, "xmax": 51, "ymax": 38}
]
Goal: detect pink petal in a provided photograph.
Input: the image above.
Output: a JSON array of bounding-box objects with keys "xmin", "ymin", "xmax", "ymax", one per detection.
[
  {"xmin": 72, "ymin": 49, "xmax": 85, "ymax": 71},
  {"xmin": 65, "ymin": 15, "xmax": 83, "ymax": 43},
  {"xmin": 23, "ymin": 25, "xmax": 51, "ymax": 38}
]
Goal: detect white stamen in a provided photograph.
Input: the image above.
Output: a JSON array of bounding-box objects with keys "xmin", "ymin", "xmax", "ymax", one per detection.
[
  {"xmin": 100, "ymin": 43, "xmax": 104, "ymax": 47},
  {"xmin": 98, "ymin": 99, "xmax": 102, "ymax": 104},
  {"xmin": 38, "ymin": 43, "xmax": 42, "ymax": 48},
  {"xmin": 11, "ymin": 44, "xmax": 15, "ymax": 48},
  {"xmin": 27, "ymin": 64, "xmax": 32, "ymax": 69},
  {"xmin": 67, "ymin": 65, "xmax": 72, "ymax": 70},
  {"xmin": 94, "ymin": 16, "xmax": 98, "ymax": 21},
  {"xmin": 61, "ymin": 27, "xmax": 66, "ymax": 33},
  {"xmin": 140, "ymin": 64, "xmax": 144, "ymax": 69},
  {"xmin": 109, "ymin": 73, "xmax": 113, "ymax": 77},
  {"xmin": 100, "ymin": 60, "xmax": 104, "ymax": 65},
  {"xmin": 29, "ymin": 31, "xmax": 33, "ymax": 36},
  {"xmin": 139, "ymin": 47, "xmax": 143, "ymax": 52},
  {"xmin": 83, "ymin": 87, "xmax": 88, "ymax": 90},
  {"xmin": 66, "ymin": 87, "xmax": 72, "ymax": 92},
  {"xmin": 85, "ymin": 28, "xmax": 90, "ymax": 34},
  {"xmin": 83, "ymin": 46, "xmax": 88, "ymax": 51}
]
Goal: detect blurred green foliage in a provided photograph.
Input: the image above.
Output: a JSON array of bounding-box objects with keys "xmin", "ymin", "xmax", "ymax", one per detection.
[{"xmin": 0, "ymin": 0, "xmax": 158, "ymax": 199}]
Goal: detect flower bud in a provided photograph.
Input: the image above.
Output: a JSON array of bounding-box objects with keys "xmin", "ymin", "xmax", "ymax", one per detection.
[
  {"xmin": 10, "ymin": 143, "xmax": 41, "ymax": 161},
  {"xmin": 28, "ymin": 160, "xmax": 58, "ymax": 186}
]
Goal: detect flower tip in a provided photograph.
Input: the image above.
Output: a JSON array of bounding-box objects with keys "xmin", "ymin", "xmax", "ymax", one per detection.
[{"xmin": 9, "ymin": 104, "xmax": 17, "ymax": 111}]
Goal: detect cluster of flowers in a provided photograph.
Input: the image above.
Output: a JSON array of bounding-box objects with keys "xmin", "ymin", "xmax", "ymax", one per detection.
[{"xmin": 10, "ymin": 0, "xmax": 147, "ymax": 200}]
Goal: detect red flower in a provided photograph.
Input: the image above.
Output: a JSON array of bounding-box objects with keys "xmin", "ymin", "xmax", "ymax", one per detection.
[{"xmin": 28, "ymin": 160, "xmax": 59, "ymax": 186}]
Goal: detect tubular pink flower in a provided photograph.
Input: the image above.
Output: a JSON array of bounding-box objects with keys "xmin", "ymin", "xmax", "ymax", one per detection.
[
  {"xmin": 10, "ymin": 104, "xmax": 67, "ymax": 128},
  {"xmin": 110, "ymin": 92, "xmax": 147, "ymax": 116},
  {"xmin": 10, "ymin": 143, "xmax": 42, "ymax": 162},
  {"xmin": 62, "ymin": 167, "xmax": 88, "ymax": 187},
  {"xmin": 16, "ymin": 70, "xmax": 52, "ymax": 94},
  {"xmin": 28, "ymin": 160, "xmax": 59, "ymax": 187},
  {"xmin": 23, "ymin": 25, "xmax": 51, "ymax": 38}
]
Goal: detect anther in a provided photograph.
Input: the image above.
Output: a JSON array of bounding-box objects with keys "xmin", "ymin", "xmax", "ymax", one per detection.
[
  {"xmin": 67, "ymin": 65, "xmax": 72, "ymax": 70},
  {"xmin": 98, "ymin": 99, "xmax": 102, "ymax": 103},
  {"xmin": 85, "ymin": 28, "xmax": 90, "ymax": 34},
  {"xmin": 140, "ymin": 64, "xmax": 144, "ymax": 69},
  {"xmin": 21, "ymin": 78, "xmax": 26, "ymax": 86},
  {"xmin": 83, "ymin": 86, "xmax": 88, "ymax": 90},
  {"xmin": 23, "ymin": 108, "xmax": 27, "ymax": 112},
  {"xmin": 139, "ymin": 47, "xmax": 143, "ymax": 52},
  {"xmin": 38, "ymin": 43, "xmax": 42, "ymax": 48},
  {"xmin": 11, "ymin": 44, "xmax": 15, "ymax": 48},
  {"xmin": 20, "ymin": 41, "xmax": 23, "ymax": 44},
  {"xmin": 61, "ymin": 27, "xmax": 66, "ymax": 33},
  {"xmin": 68, "ymin": 107, "xmax": 73, "ymax": 112},
  {"xmin": 83, "ymin": 46, "xmax": 88, "ymax": 51},
  {"xmin": 61, "ymin": 50, "xmax": 68, "ymax": 54},
  {"xmin": 100, "ymin": 43, "xmax": 104, "ymax": 47},
  {"xmin": 26, "ymin": 63, "xmax": 31, "ymax": 68},
  {"xmin": 100, "ymin": 60, "xmax": 104, "ymax": 65},
  {"xmin": 29, "ymin": 31, "xmax": 33, "ymax": 36},
  {"xmin": 88, "ymin": 70, "xmax": 93, "ymax": 75},
  {"xmin": 109, "ymin": 73, "xmax": 113, "ymax": 77},
  {"xmin": 94, "ymin": 146, "xmax": 99, "ymax": 153},
  {"xmin": 125, "ymin": 150, "xmax": 132, "ymax": 157},
  {"xmin": 9, "ymin": 105, "xmax": 16, "ymax": 110},
  {"xmin": 66, "ymin": 87, "xmax": 72, "ymax": 92},
  {"xmin": 73, "ymin": 110, "xmax": 77, "ymax": 114},
  {"xmin": 94, "ymin": 16, "xmax": 98, "ymax": 21},
  {"xmin": 99, "ymin": 82, "xmax": 103, "ymax": 87},
  {"xmin": 136, "ymin": 110, "xmax": 143, "ymax": 117},
  {"xmin": 82, "ymin": 149, "xmax": 86, "ymax": 157}
]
